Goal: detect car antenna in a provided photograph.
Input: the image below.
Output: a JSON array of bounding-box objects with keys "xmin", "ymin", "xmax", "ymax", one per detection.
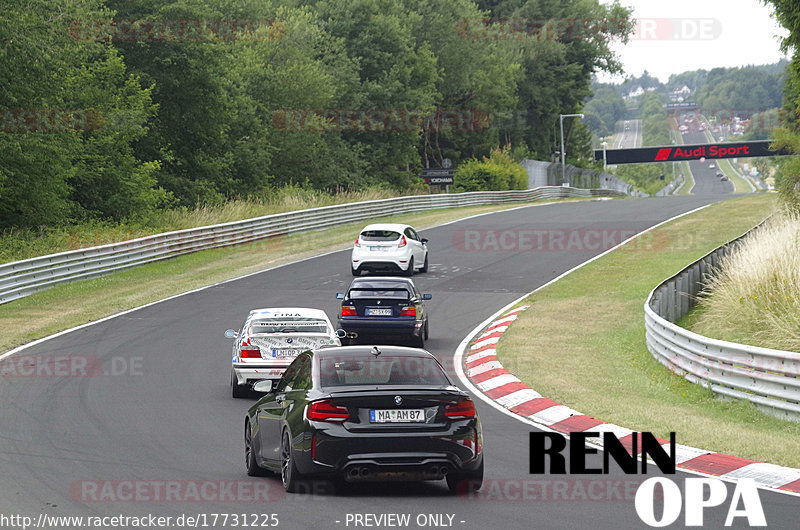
[{"xmin": 371, "ymin": 346, "xmax": 381, "ymax": 357}]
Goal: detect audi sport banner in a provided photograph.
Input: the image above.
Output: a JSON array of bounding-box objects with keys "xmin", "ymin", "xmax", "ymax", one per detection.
[{"xmin": 595, "ymin": 140, "xmax": 791, "ymax": 165}]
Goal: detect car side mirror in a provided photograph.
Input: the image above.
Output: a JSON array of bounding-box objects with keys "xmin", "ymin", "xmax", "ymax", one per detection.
[
  {"xmin": 253, "ymin": 380, "xmax": 274, "ymax": 393},
  {"xmin": 421, "ymin": 238, "xmax": 428, "ymax": 244},
  {"xmin": 422, "ymin": 293, "xmax": 432, "ymax": 300},
  {"xmin": 336, "ymin": 292, "xmax": 344, "ymax": 299},
  {"xmin": 224, "ymin": 329, "xmax": 238, "ymax": 339}
]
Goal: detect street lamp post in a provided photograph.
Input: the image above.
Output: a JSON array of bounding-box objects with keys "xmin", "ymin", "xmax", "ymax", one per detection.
[
  {"xmin": 560, "ymin": 113, "xmax": 584, "ymax": 185},
  {"xmin": 601, "ymin": 140, "xmax": 608, "ymax": 171}
]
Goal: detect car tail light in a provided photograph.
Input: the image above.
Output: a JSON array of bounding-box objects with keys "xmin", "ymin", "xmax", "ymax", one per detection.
[
  {"xmin": 240, "ymin": 347, "xmax": 261, "ymax": 358},
  {"xmin": 354, "ymin": 237, "xmax": 361, "ymax": 248},
  {"xmin": 307, "ymin": 400, "xmax": 349, "ymax": 422},
  {"xmin": 400, "ymin": 306, "xmax": 416, "ymax": 317},
  {"xmin": 445, "ymin": 399, "xmax": 476, "ymax": 419},
  {"xmin": 341, "ymin": 305, "xmax": 357, "ymax": 316},
  {"xmin": 398, "ymin": 235, "xmax": 407, "ymax": 248}
]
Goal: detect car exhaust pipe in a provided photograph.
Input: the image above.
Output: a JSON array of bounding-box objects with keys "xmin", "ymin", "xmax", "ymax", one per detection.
[
  {"xmin": 349, "ymin": 468, "xmax": 360, "ymax": 477},
  {"xmin": 360, "ymin": 467, "xmax": 370, "ymax": 477},
  {"xmin": 439, "ymin": 466, "xmax": 449, "ymax": 475}
]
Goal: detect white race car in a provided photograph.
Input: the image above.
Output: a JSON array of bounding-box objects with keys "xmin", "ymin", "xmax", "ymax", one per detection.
[
  {"xmin": 225, "ymin": 308, "xmax": 341, "ymax": 398},
  {"xmin": 351, "ymin": 223, "xmax": 428, "ymax": 277}
]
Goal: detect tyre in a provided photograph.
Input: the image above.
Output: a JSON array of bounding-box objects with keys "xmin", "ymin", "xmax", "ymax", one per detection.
[
  {"xmin": 281, "ymin": 431, "xmax": 302, "ymax": 493},
  {"xmin": 351, "ymin": 266, "xmax": 360, "ymax": 277},
  {"xmin": 404, "ymin": 257, "xmax": 414, "ymax": 277},
  {"xmin": 245, "ymin": 421, "xmax": 270, "ymax": 477},
  {"xmin": 424, "ymin": 320, "xmax": 429, "ymax": 340},
  {"xmin": 412, "ymin": 332, "xmax": 424, "ymax": 349},
  {"xmin": 232, "ymin": 371, "xmax": 249, "ymax": 399},
  {"xmin": 446, "ymin": 457, "xmax": 484, "ymax": 494},
  {"xmin": 420, "ymin": 252, "xmax": 428, "ymax": 273}
]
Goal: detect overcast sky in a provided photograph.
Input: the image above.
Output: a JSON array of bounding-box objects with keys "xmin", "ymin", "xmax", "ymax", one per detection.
[{"xmin": 598, "ymin": 0, "xmax": 789, "ymax": 83}]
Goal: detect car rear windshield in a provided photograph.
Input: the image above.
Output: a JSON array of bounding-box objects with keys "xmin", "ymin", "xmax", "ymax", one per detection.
[
  {"xmin": 360, "ymin": 230, "xmax": 400, "ymax": 241},
  {"xmin": 318, "ymin": 355, "xmax": 450, "ymax": 387},
  {"xmin": 347, "ymin": 287, "xmax": 410, "ymax": 300},
  {"xmin": 250, "ymin": 318, "xmax": 329, "ymax": 334}
]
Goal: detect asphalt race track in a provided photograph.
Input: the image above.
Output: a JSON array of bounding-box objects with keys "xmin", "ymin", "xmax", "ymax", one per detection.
[
  {"xmin": 0, "ymin": 196, "xmax": 796, "ymax": 529},
  {"xmin": 683, "ymin": 130, "xmax": 735, "ymax": 196}
]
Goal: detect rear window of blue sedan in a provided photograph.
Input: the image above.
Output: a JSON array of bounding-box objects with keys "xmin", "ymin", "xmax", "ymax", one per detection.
[{"xmin": 347, "ymin": 288, "xmax": 410, "ymax": 299}]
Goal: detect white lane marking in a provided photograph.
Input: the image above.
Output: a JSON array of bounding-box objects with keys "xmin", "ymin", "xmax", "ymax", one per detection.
[
  {"xmin": 466, "ymin": 360, "xmax": 504, "ymax": 377},
  {"xmin": 465, "ymin": 349, "xmax": 497, "ymax": 364},
  {"xmin": 661, "ymin": 443, "xmax": 715, "ymax": 465},
  {"xmin": 476, "ymin": 374, "xmax": 520, "ymax": 392},
  {"xmin": 722, "ymin": 463, "xmax": 800, "ymax": 489},
  {"xmin": 530, "ymin": 405, "xmax": 581, "ymax": 426},
  {"xmin": 496, "ymin": 389, "xmax": 542, "ymax": 409}
]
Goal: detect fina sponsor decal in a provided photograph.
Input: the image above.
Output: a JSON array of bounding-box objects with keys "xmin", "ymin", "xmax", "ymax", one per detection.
[{"xmin": 529, "ymin": 431, "xmax": 767, "ymax": 527}]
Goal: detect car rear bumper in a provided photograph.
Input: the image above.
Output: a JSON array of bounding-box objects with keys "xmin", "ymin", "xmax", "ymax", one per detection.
[
  {"xmin": 337, "ymin": 318, "xmax": 423, "ymax": 338},
  {"xmin": 232, "ymin": 364, "xmax": 287, "ymax": 386},
  {"xmin": 352, "ymin": 260, "xmax": 409, "ymax": 273},
  {"xmin": 300, "ymin": 428, "xmax": 482, "ymax": 479}
]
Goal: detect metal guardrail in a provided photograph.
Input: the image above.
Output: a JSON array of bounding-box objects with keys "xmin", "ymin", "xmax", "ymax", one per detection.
[
  {"xmin": 0, "ymin": 186, "xmax": 625, "ymax": 305},
  {"xmin": 644, "ymin": 219, "xmax": 800, "ymax": 422}
]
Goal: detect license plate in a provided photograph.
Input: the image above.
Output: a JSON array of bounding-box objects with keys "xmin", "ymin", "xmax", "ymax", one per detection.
[
  {"xmin": 370, "ymin": 409, "xmax": 425, "ymax": 423},
  {"xmin": 369, "ymin": 246, "xmax": 388, "ymax": 252},
  {"xmin": 366, "ymin": 308, "xmax": 392, "ymax": 316},
  {"xmin": 270, "ymin": 348, "xmax": 300, "ymax": 358}
]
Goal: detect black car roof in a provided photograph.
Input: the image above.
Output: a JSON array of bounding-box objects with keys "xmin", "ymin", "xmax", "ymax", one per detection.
[{"xmin": 313, "ymin": 345, "xmax": 433, "ymax": 359}]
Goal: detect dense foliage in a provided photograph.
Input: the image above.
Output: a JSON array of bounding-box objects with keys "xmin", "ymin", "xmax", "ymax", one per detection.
[
  {"xmin": 761, "ymin": 1, "xmax": 800, "ymax": 211},
  {"xmin": 0, "ymin": 0, "xmax": 632, "ymax": 229},
  {"xmin": 452, "ymin": 147, "xmax": 528, "ymax": 192}
]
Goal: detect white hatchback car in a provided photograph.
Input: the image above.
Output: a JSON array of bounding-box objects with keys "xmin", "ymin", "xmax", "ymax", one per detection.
[
  {"xmin": 351, "ymin": 223, "xmax": 428, "ymax": 276},
  {"xmin": 225, "ymin": 308, "xmax": 341, "ymax": 398}
]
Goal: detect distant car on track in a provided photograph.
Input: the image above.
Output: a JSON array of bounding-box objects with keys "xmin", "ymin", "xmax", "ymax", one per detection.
[
  {"xmin": 351, "ymin": 223, "xmax": 428, "ymax": 277},
  {"xmin": 243, "ymin": 345, "xmax": 484, "ymax": 493},
  {"xmin": 337, "ymin": 277, "xmax": 431, "ymax": 348},
  {"xmin": 226, "ymin": 308, "xmax": 341, "ymax": 398}
]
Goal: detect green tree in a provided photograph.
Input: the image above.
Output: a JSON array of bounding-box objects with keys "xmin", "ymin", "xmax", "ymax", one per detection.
[{"xmin": 0, "ymin": 0, "xmax": 163, "ymax": 227}]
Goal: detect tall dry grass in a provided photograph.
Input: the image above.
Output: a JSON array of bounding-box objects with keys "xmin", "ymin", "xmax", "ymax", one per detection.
[{"xmin": 691, "ymin": 212, "xmax": 800, "ymax": 351}]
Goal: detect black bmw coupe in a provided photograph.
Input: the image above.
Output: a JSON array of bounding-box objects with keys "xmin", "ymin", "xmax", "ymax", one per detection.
[{"xmin": 244, "ymin": 345, "xmax": 484, "ymax": 493}]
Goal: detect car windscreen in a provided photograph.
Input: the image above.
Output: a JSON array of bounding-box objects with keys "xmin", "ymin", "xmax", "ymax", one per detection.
[
  {"xmin": 318, "ymin": 355, "xmax": 450, "ymax": 387},
  {"xmin": 347, "ymin": 287, "xmax": 410, "ymax": 300},
  {"xmin": 360, "ymin": 230, "xmax": 400, "ymax": 241},
  {"xmin": 250, "ymin": 318, "xmax": 329, "ymax": 334}
]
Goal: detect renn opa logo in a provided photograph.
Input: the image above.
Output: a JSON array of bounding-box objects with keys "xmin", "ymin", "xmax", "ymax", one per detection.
[{"xmin": 530, "ymin": 431, "xmax": 766, "ymax": 527}]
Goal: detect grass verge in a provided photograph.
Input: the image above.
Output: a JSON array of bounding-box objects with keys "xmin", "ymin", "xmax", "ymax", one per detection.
[
  {"xmin": 0, "ymin": 186, "xmax": 417, "ymax": 264},
  {"xmin": 494, "ymin": 193, "xmax": 800, "ymax": 468},
  {"xmin": 0, "ymin": 198, "xmax": 593, "ymax": 355}
]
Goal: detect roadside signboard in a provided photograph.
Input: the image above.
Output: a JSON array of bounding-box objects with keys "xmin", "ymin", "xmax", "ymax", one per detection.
[{"xmin": 595, "ymin": 140, "xmax": 790, "ymax": 165}]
